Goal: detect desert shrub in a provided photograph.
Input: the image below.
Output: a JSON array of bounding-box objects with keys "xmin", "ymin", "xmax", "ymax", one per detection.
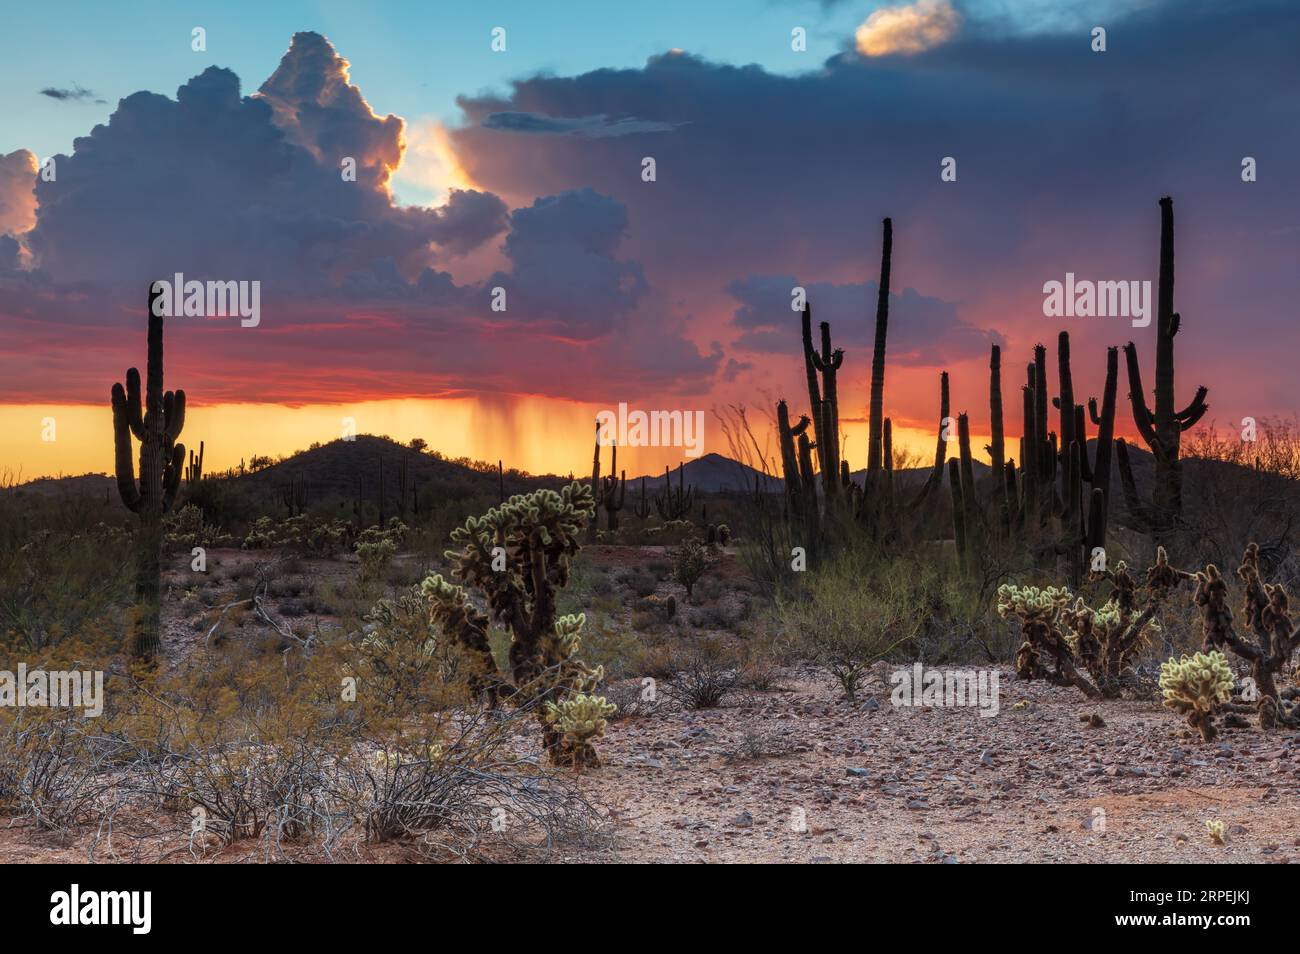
[
  {"xmin": 0, "ymin": 710, "xmax": 117, "ymax": 832},
  {"xmin": 780, "ymin": 555, "xmax": 922, "ymax": 701},
  {"xmin": 671, "ymin": 540, "xmax": 712, "ymax": 598},
  {"xmin": 0, "ymin": 523, "xmax": 133, "ymax": 652},
  {"xmin": 664, "ymin": 636, "xmax": 744, "ymax": 709}
]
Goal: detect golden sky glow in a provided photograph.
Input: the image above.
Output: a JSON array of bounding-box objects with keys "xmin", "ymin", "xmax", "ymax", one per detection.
[{"xmin": 0, "ymin": 397, "xmax": 987, "ymax": 483}]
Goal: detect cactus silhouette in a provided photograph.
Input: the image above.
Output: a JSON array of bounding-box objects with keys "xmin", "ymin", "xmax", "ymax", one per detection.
[
  {"xmin": 867, "ymin": 217, "xmax": 893, "ymax": 475},
  {"xmin": 111, "ymin": 284, "xmax": 186, "ymax": 659},
  {"xmin": 1122, "ymin": 197, "xmax": 1209, "ymax": 532}
]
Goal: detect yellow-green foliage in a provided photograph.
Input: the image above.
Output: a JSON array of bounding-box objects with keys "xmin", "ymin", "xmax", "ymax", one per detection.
[
  {"xmin": 1159, "ymin": 650, "xmax": 1233, "ymax": 714},
  {"xmin": 242, "ymin": 514, "xmax": 360, "ymax": 556},
  {"xmin": 1205, "ymin": 818, "xmax": 1225, "ymax": 845},
  {"xmin": 163, "ymin": 504, "xmax": 231, "ymax": 551},
  {"xmin": 1064, "ymin": 597, "xmax": 1160, "ymax": 653},
  {"xmin": 544, "ymin": 692, "xmax": 617, "ymax": 757},
  {"xmin": 996, "ymin": 583, "xmax": 1074, "ymax": 622}
]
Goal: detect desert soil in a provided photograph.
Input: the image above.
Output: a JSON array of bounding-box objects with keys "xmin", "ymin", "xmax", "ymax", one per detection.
[{"xmin": 3, "ymin": 544, "xmax": 1297, "ymax": 863}]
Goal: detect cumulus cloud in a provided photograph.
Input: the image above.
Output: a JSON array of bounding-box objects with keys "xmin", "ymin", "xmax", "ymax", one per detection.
[
  {"xmin": 0, "ymin": 33, "xmax": 718, "ymax": 405},
  {"xmin": 855, "ymin": 0, "xmax": 962, "ymax": 56},
  {"xmin": 25, "ymin": 33, "xmax": 506, "ymax": 288},
  {"xmin": 0, "ymin": 150, "xmax": 37, "ymax": 236}
]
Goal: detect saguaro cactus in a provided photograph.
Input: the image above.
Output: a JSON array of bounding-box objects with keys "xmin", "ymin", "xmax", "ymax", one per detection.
[
  {"xmin": 654, "ymin": 462, "xmax": 695, "ymax": 521},
  {"xmin": 1122, "ymin": 197, "xmax": 1209, "ymax": 532},
  {"xmin": 867, "ymin": 217, "xmax": 893, "ymax": 475},
  {"xmin": 600, "ymin": 442, "xmax": 627, "ymax": 531},
  {"xmin": 811, "ymin": 319, "xmax": 843, "ymax": 497},
  {"xmin": 112, "ymin": 284, "xmax": 187, "ymax": 659},
  {"xmin": 184, "ymin": 440, "xmax": 204, "ymax": 488}
]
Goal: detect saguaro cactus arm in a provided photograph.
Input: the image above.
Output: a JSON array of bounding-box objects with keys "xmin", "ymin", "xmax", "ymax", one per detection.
[{"xmin": 111, "ymin": 383, "xmax": 142, "ymax": 512}]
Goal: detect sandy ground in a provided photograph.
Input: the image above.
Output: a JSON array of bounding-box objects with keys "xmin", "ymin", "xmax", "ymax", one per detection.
[{"xmin": 585, "ymin": 668, "xmax": 1300, "ymax": 862}]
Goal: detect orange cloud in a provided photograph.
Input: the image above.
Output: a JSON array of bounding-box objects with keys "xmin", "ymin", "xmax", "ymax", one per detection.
[{"xmin": 856, "ymin": 0, "xmax": 962, "ymax": 57}]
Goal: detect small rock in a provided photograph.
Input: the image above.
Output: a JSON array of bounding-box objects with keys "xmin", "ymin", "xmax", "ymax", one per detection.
[{"xmin": 732, "ymin": 811, "xmax": 754, "ymax": 829}]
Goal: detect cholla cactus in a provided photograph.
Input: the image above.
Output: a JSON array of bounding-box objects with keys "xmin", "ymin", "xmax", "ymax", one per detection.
[
  {"xmin": 1205, "ymin": 819, "xmax": 1225, "ymax": 845},
  {"xmin": 996, "ymin": 583, "xmax": 1073, "ymax": 621},
  {"xmin": 544, "ymin": 693, "xmax": 618, "ymax": 769},
  {"xmin": 418, "ymin": 482, "xmax": 615, "ymax": 767},
  {"xmin": 1159, "ymin": 651, "xmax": 1233, "ymax": 742},
  {"xmin": 998, "ymin": 583, "xmax": 1098, "ymax": 697}
]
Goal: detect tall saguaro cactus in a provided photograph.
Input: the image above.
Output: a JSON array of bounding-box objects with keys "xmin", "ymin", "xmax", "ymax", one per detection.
[
  {"xmin": 112, "ymin": 284, "xmax": 186, "ymax": 659},
  {"xmin": 1122, "ymin": 197, "xmax": 1209, "ymax": 532},
  {"xmin": 867, "ymin": 217, "xmax": 893, "ymax": 475}
]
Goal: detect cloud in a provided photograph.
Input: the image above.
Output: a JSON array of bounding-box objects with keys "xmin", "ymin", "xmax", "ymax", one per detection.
[
  {"xmin": 0, "ymin": 150, "xmax": 37, "ymax": 236},
  {"xmin": 446, "ymin": 0, "xmax": 1300, "ymax": 427},
  {"xmin": 728, "ymin": 275, "xmax": 1001, "ymax": 365},
  {"xmin": 855, "ymin": 0, "xmax": 962, "ymax": 56},
  {"xmin": 481, "ymin": 112, "xmax": 681, "ymax": 138},
  {"xmin": 25, "ymin": 34, "xmax": 506, "ymax": 288},
  {"xmin": 39, "ymin": 84, "xmax": 104, "ymax": 103},
  {"xmin": 488, "ymin": 188, "xmax": 647, "ymax": 335},
  {"xmin": 0, "ymin": 34, "xmax": 718, "ymax": 405}
]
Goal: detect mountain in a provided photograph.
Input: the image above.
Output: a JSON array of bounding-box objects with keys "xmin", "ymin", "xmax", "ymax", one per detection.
[{"xmin": 628, "ymin": 453, "xmax": 777, "ymax": 493}]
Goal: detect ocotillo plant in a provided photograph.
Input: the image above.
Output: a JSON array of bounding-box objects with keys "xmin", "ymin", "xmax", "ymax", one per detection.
[
  {"xmin": 654, "ymin": 462, "xmax": 695, "ymax": 521},
  {"xmin": 111, "ymin": 283, "xmax": 187, "ymax": 659},
  {"xmin": 1122, "ymin": 197, "xmax": 1209, "ymax": 533},
  {"xmin": 600, "ymin": 441, "xmax": 627, "ymax": 531}
]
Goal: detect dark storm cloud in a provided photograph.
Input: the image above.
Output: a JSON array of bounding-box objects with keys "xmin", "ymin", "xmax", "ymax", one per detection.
[
  {"xmin": 482, "ymin": 111, "xmax": 681, "ymax": 138},
  {"xmin": 728, "ymin": 275, "xmax": 1002, "ymax": 364},
  {"xmin": 448, "ymin": 0, "xmax": 1300, "ymax": 421}
]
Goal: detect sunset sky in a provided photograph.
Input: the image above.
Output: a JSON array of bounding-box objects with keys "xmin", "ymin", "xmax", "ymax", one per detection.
[{"xmin": 2, "ymin": 0, "xmax": 1298, "ymax": 480}]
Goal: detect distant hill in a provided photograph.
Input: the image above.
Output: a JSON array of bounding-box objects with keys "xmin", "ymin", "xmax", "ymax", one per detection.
[
  {"xmin": 231, "ymin": 436, "xmax": 545, "ymax": 508},
  {"xmin": 628, "ymin": 453, "xmax": 777, "ymax": 493}
]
